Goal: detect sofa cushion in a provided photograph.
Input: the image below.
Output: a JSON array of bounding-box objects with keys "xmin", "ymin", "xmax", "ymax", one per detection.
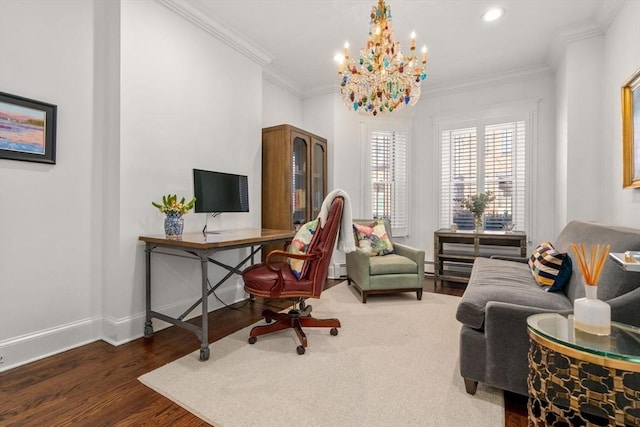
[
  {"xmin": 554, "ymin": 221, "xmax": 640, "ymax": 302},
  {"xmin": 528, "ymin": 241, "xmax": 573, "ymax": 292},
  {"xmin": 368, "ymin": 254, "xmax": 417, "ymax": 275},
  {"xmin": 353, "ymin": 219, "xmax": 395, "ymax": 256},
  {"xmin": 456, "ymin": 258, "xmax": 573, "ymax": 329}
]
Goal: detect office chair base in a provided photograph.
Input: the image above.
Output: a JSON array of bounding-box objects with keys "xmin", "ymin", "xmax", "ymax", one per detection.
[{"xmin": 248, "ymin": 306, "xmax": 341, "ymax": 354}]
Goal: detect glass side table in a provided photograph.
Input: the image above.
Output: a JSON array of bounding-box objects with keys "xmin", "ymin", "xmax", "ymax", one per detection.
[{"xmin": 527, "ymin": 313, "xmax": 640, "ymax": 426}]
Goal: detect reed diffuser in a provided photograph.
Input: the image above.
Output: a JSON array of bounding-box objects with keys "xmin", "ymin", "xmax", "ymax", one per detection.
[{"xmin": 570, "ymin": 243, "xmax": 611, "ymax": 335}]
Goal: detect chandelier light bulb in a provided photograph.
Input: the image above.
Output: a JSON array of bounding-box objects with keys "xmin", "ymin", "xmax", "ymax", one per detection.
[{"xmin": 335, "ymin": 0, "xmax": 429, "ymax": 115}]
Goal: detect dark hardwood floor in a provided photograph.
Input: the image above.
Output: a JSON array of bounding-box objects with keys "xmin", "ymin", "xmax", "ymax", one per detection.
[{"xmin": 0, "ymin": 277, "xmax": 528, "ymax": 426}]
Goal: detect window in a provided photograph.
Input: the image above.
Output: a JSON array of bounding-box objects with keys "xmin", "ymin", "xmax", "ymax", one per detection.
[
  {"xmin": 366, "ymin": 125, "xmax": 409, "ymax": 237},
  {"xmin": 440, "ymin": 118, "xmax": 527, "ymax": 231}
]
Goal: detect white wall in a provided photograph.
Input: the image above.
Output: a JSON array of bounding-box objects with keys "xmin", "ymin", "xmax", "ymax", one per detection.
[
  {"xmin": 0, "ymin": 0, "xmax": 102, "ymax": 369},
  {"xmin": 262, "ymin": 79, "xmax": 303, "ymax": 128},
  {"xmin": 115, "ymin": 0, "xmax": 263, "ymax": 340},
  {"xmin": 557, "ymin": 36, "xmax": 605, "ymax": 226},
  {"xmin": 0, "ymin": 0, "xmax": 267, "ymax": 371},
  {"xmin": 602, "ymin": 0, "xmax": 640, "ymax": 227}
]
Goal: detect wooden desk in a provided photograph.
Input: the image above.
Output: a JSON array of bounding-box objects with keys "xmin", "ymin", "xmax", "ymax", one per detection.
[{"xmin": 139, "ymin": 228, "xmax": 294, "ymax": 361}]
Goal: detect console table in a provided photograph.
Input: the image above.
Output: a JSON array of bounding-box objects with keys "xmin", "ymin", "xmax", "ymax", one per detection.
[
  {"xmin": 139, "ymin": 228, "xmax": 294, "ymax": 361},
  {"xmin": 433, "ymin": 229, "xmax": 527, "ymax": 286},
  {"xmin": 527, "ymin": 313, "xmax": 640, "ymax": 426}
]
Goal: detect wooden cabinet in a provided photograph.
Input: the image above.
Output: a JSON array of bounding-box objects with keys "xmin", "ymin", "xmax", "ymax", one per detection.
[
  {"xmin": 261, "ymin": 124, "xmax": 327, "ymax": 250},
  {"xmin": 433, "ymin": 229, "xmax": 527, "ymax": 286}
]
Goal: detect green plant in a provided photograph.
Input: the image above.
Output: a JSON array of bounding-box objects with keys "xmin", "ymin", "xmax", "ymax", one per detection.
[
  {"xmin": 455, "ymin": 191, "xmax": 495, "ymax": 215},
  {"xmin": 152, "ymin": 194, "xmax": 196, "ymax": 215}
]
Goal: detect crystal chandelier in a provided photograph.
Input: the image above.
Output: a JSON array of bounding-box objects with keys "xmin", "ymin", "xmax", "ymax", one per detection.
[{"xmin": 336, "ymin": 0, "xmax": 428, "ymax": 116}]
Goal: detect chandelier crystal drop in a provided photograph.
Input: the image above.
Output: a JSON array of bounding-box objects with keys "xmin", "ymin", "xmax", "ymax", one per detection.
[{"xmin": 336, "ymin": 0, "xmax": 428, "ymax": 116}]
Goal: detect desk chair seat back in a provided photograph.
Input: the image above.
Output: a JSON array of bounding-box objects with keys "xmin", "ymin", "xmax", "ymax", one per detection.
[{"xmin": 243, "ymin": 196, "xmax": 344, "ymax": 299}]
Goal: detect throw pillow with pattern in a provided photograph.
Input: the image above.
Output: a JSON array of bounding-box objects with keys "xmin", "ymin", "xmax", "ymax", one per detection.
[
  {"xmin": 288, "ymin": 219, "xmax": 319, "ymax": 279},
  {"xmin": 529, "ymin": 241, "xmax": 573, "ymax": 292},
  {"xmin": 353, "ymin": 219, "xmax": 395, "ymax": 256}
]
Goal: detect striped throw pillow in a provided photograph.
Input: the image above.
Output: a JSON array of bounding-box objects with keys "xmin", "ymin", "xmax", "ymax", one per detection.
[{"xmin": 528, "ymin": 241, "xmax": 573, "ymax": 292}]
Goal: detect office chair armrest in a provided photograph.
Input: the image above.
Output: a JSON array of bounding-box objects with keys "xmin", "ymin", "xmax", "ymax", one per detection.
[
  {"xmin": 264, "ymin": 249, "xmax": 323, "ymax": 296},
  {"xmin": 265, "ymin": 250, "xmax": 321, "ymax": 269}
]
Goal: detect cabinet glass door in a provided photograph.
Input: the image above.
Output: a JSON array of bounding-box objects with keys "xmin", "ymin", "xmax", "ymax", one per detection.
[
  {"xmin": 292, "ymin": 135, "xmax": 308, "ymax": 228},
  {"xmin": 311, "ymin": 140, "xmax": 326, "ymax": 219}
]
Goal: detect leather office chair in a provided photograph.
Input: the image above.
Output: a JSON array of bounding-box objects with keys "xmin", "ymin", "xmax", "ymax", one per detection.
[{"xmin": 242, "ymin": 196, "xmax": 344, "ymax": 355}]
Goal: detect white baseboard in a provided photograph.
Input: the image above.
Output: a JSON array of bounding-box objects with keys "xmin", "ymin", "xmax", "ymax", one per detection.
[
  {"xmin": 0, "ymin": 284, "xmax": 247, "ymax": 372},
  {"xmin": 328, "ymin": 262, "xmax": 347, "ymax": 279},
  {"xmin": 0, "ymin": 317, "xmax": 102, "ymax": 372}
]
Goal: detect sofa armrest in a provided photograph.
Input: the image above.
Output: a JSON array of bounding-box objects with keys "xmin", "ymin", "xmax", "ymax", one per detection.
[
  {"xmin": 393, "ymin": 243, "xmax": 425, "ymax": 276},
  {"xmin": 489, "ymin": 255, "xmax": 528, "ymax": 263},
  {"xmin": 346, "ymin": 247, "xmax": 371, "ymax": 288},
  {"xmin": 484, "ymin": 301, "xmax": 571, "ymax": 395},
  {"xmin": 606, "ymin": 285, "xmax": 640, "ymax": 327}
]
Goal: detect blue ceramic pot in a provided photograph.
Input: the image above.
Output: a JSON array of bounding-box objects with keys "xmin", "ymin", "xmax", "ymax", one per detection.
[{"xmin": 164, "ymin": 213, "xmax": 184, "ymax": 239}]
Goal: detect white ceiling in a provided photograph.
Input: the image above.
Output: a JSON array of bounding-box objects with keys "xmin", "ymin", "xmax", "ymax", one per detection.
[{"xmin": 183, "ymin": 0, "xmax": 621, "ymax": 95}]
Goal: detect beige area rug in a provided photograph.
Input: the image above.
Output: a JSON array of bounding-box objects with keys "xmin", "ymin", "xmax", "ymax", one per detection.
[{"xmin": 139, "ymin": 283, "xmax": 504, "ymax": 427}]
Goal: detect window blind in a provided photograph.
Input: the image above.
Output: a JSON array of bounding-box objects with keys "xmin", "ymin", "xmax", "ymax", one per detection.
[
  {"xmin": 440, "ymin": 120, "xmax": 526, "ymax": 231},
  {"xmin": 370, "ymin": 129, "xmax": 408, "ymax": 236}
]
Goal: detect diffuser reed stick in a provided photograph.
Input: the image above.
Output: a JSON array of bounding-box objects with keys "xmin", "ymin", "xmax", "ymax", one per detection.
[{"xmin": 570, "ymin": 243, "xmax": 610, "ymax": 285}]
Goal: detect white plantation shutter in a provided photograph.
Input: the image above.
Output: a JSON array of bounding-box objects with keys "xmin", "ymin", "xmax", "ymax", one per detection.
[
  {"xmin": 440, "ymin": 127, "xmax": 477, "ymax": 229},
  {"xmin": 370, "ymin": 128, "xmax": 408, "ymax": 236},
  {"xmin": 484, "ymin": 121, "xmax": 526, "ymax": 229},
  {"xmin": 440, "ymin": 119, "xmax": 527, "ymax": 231}
]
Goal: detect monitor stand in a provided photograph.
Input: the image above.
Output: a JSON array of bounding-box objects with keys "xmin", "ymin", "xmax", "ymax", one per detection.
[{"xmin": 202, "ymin": 212, "xmax": 222, "ymax": 235}]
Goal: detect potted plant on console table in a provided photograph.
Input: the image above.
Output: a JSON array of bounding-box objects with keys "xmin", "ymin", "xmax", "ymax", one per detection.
[
  {"xmin": 455, "ymin": 191, "xmax": 495, "ymax": 231},
  {"xmin": 152, "ymin": 194, "xmax": 196, "ymax": 239}
]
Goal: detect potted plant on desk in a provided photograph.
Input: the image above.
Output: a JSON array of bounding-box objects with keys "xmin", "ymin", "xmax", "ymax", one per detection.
[{"xmin": 152, "ymin": 194, "xmax": 196, "ymax": 239}]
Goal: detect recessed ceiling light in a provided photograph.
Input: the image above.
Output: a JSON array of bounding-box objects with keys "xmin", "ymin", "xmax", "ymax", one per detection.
[{"xmin": 481, "ymin": 7, "xmax": 504, "ymax": 22}]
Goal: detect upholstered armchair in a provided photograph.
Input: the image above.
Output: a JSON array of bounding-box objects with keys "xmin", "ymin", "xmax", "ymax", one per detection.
[{"xmin": 346, "ymin": 218, "xmax": 425, "ymax": 303}]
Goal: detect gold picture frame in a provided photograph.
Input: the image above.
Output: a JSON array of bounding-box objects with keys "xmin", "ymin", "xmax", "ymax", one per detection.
[{"xmin": 622, "ymin": 68, "xmax": 640, "ymax": 188}]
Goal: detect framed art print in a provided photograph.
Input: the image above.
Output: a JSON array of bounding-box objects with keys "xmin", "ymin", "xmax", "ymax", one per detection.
[
  {"xmin": 0, "ymin": 92, "xmax": 57, "ymax": 164},
  {"xmin": 622, "ymin": 68, "xmax": 640, "ymax": 188}
]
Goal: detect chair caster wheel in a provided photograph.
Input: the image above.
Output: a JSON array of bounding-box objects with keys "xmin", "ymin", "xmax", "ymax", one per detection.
[
  {"xmin": 248, "ymin": 336, "xmax": 257, "ymax": 344},
  {"xmin": 296, "ymin": 345, "xmax": 306, "ymax": 355},
  {"xmin": 330, "ymin": 327, "xmax": 339, "ymax": 336}
]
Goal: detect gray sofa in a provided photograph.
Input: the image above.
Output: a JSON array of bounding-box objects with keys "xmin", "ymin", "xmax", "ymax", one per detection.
[{"xmin": 456, "ymin": 220, "xmax": 640, "ymax": 396}]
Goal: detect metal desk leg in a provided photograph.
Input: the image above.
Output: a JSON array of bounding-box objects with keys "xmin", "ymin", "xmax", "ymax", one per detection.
[
  {"xmin": 144, "ymin": 243, "xmax": 154, "ymax": 337},
  {"xmin": 199, "ymin": 253, "xmax": 210, "ymax": 361}
]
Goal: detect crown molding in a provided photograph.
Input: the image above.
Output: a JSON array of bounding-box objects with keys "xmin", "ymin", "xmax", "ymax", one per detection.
[
  {"xmin": 155, "ymin": 0, "xmax": 272, "ymax": 66},
  {"xmin": 596, "ymin": 0, "xmax": 625, "ymax": 30},
  {"xmin": 424, "ymin": 65, "xmax": 554, "ymax": 97},
  {"xmin": 262, "ymin": 66, "xmax": 304, "ymax": 98},
  {"xmin": 297, "ymin": 65, "xmax": 554, "ymax": 102},
  {"xmin": 547, "ymin": 0, "xmax": 624, "ymax": 68}
]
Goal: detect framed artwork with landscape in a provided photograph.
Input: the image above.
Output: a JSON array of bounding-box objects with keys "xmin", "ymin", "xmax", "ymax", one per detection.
[
  {"xmin": 622, "ymin": 69, "xmax": 640, "ymax": 188},
  {"xmin": 0, "ymin": 92, "xmax": 57, "ymax": 164}
]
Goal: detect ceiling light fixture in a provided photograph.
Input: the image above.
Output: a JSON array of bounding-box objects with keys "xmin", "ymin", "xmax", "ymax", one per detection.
[
  {"xmin": 335, "ymin": 0, "xmax": 428, "ymax": 116},
  {"xmin": 481, "ymin": 7, "xmax": 504, "ymax": 22}
]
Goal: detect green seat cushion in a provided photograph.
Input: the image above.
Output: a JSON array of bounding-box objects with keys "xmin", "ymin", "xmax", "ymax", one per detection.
[{"xmin": 369, "ymin": 254, "xmax": 417, "ymax": 275}]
